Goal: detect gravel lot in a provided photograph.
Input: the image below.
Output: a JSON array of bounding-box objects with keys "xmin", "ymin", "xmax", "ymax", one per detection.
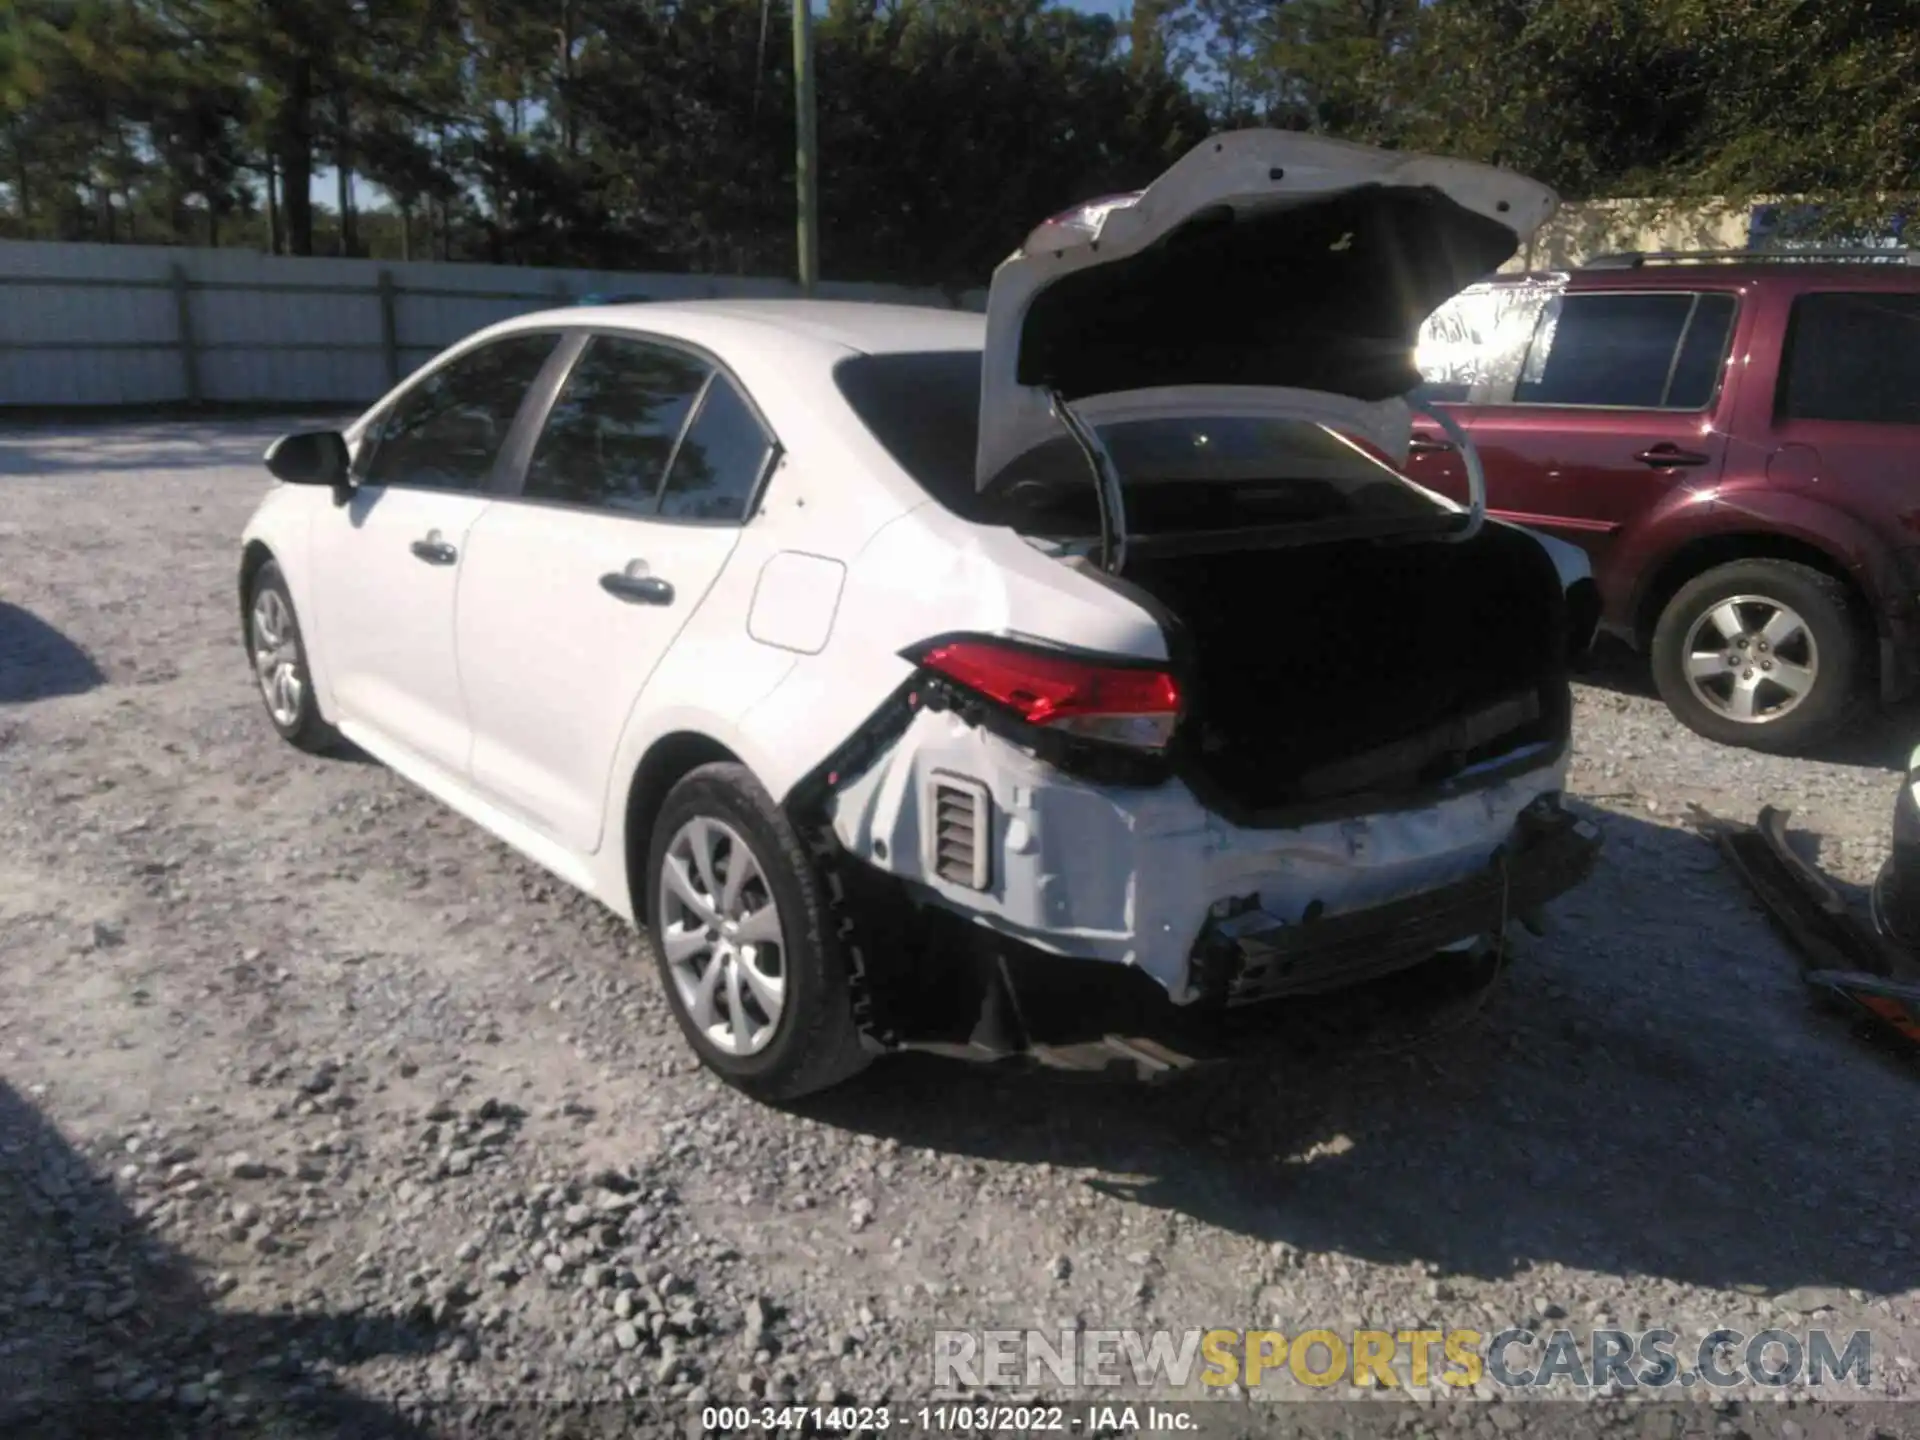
[{"xmin": 1, "ymin": 419, "xmax": 1916, "ymax": 1440}]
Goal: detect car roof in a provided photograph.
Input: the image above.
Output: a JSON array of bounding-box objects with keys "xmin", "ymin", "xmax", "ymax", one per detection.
[
  {"xmin": 1476, "ymin": 262, "xmax": 1920, "ymax": 293},
  {"xmin": 506, "ymin": 297, "xmax": 987, "ymax": 356}
]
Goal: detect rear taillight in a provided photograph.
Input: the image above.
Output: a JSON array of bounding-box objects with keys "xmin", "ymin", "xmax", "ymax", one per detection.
[{"xmin": 913, "ymin": 638, "xmax": 1182, "ymax": 752}]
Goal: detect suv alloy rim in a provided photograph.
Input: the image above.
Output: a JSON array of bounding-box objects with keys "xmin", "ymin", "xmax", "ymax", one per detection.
[
  {"xmin": 1680, "ymin": 594, "xmax": 1819, "ymax": 724},
  {"xmin": 659, "ymin": 818, "xmax": 787, "ymax": 1056}
]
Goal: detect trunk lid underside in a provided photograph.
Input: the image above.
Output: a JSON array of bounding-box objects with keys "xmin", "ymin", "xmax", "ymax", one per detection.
[{"xmin": 976, "ymin": 129, "xmax": 1559, "ymax": 490}]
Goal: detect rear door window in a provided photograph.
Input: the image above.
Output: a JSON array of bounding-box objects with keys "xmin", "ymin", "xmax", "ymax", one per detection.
[
  {"xmin": 1513, "ymin": 292, "xmax": 1734, "ymax": 409},
  {"xmin": 1664, "ymin": 294, "xmax": 1738, "ymax": 409},
  {"xmin": 656, "ymin": 373, "xmax": 776, "ymax": 522},
  {"xmin": 361, "ymin": 332, "xmax": 560, "ymax": 491},
  {"xmin": 1779, "ymin": 292, "xmax": 1920, "ymax": 426},
  {"xmin": 522, "ymin": 335, "xmax": 712, "ymax": 513}
]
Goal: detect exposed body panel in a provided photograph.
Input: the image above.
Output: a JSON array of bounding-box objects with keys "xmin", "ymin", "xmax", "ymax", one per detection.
[{"xmin": 825, "ymin": 707, "xmax": 1567, "ymax": 1000}]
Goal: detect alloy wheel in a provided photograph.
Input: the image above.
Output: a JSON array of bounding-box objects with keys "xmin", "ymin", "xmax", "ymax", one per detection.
[
  {"xmin": 250, "ymin": 587, "xmax": 306, "ymax": 729},
  {"xmin": 1681, "ymin": 594, "xmax": 1819, "ymax": 725},
  {"xmin": 658, "ymin": 817, "xmax": 787, "ymax": 1056}
]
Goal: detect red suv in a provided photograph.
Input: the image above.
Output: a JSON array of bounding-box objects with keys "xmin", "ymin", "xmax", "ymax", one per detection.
[{"xmin": 1413, "ymin": 250, "xmax": 1920, "ymax": 752}]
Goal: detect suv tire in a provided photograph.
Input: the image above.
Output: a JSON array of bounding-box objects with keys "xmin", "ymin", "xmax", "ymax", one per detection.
[
  {"xmin": 645, "ymin": 762, "xmax": 871, "ymax": 1100},
  {"xmin": 1650, "ymin": 558, "xmax": 1864, "ymax": 753},
  {"xmin": 246, "ymin": 560, "xmax": 339, "ymax": 754}
]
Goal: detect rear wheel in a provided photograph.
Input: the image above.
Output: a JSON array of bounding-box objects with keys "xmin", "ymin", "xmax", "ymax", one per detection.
[
  {"xmin": 645, "ymin": 763, "xmax": 870, "ymax": 1100},
  {"xmin": 1650, "ymin": 559, "xmax": 1864, "ymax": 753},
  {"xmin": 246, "ymin": 560, "xmax": 338, "ymax": 753}
]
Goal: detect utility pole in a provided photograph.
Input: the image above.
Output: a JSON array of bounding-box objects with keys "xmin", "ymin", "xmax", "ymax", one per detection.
[{"xmin": 793, "ymin": 0, "xmax": 819, "ymax": 295}]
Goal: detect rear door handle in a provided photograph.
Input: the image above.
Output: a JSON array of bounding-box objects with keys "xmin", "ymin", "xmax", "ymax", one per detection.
[
  {"xmin": 600, "ymin": 571, "xmax": 674, "ymax": 606},
  {"xmin": 409, "ymin": 534, "xmax": 458, "ymax": 565},
  {"xmin": 1407, "ymin": 436, "xmax": 1455, "ymax": 455},
  {"xmin": 1633, "ymin": 444, "xmax": 1710, "ymax": 468}
]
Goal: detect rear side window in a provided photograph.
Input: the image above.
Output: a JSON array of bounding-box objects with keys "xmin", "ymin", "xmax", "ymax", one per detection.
[
  {"xmin": 1415, "ymin": 278, "xmax": 1563, "ymax": 403},
  {"xmin": 657, "ymin": 374, "xmax": 775, "ymax": 522},
  {"xmin": 1515, "ymin": 292, "xmax": 1732, "ymax": 409},
  {"xmin": 362, "ymin": 332, "xmax": 558, "ymax": 490},
  {"xmin": 1780, "ymin": 292, "xmax": 1920, "ymax": 425},
  {"xmin": 523, "ymin": 335, "xmax": 711, "ymax": 513}
]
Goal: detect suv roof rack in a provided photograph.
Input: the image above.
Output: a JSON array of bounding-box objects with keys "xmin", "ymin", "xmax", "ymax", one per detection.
[{"xmin": 1582, "ymin": 248, "xmax": 1917, "ymax": 269}]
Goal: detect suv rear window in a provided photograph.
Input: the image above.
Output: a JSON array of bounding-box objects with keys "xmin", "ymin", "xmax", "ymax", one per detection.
[
  {"xmin": 833, "ymin": 351, "xmax": 1444, "ymax": 535},
  {"xmin": 1780, "ymin": 292, "xmax": 1920, "ymax": 426},
  {"xmin": 1515, "ymin": 292, "xmax": 1735, "ymax": 409}
]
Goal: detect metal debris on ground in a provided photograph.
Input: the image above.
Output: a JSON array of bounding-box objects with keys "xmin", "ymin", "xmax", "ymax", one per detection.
[{"xmin": 1689, "ymin": 801, "xmax": 1920, "ymax": 1054}]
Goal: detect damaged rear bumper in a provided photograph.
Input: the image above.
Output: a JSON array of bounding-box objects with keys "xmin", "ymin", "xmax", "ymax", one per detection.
[
  {"xmin": 895, "ymin": 795, "xmax": 1599, "ymax": 1072},
  {"xmin": 806, "ymin": 695, "xmax": 1600, "ymax": 1061},
  {"xmin": 1198, "ymin": 796, "xmax": 1600, "ymax": 1006},
  {"xmin": 822, "ymin": 705, "xmax": 1588, "ymax": 1003}
]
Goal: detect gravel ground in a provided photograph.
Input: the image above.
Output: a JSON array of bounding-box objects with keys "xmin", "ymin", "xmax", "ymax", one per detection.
[{"xmin": 1, "ymin": 418, "xmax": 1916, "ymax": 1440}]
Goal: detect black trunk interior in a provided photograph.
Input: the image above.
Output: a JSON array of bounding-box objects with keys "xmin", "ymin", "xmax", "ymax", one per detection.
[{"xmin": 1123, "ymin": 522, "xmax": 1569, "ymax": 819}]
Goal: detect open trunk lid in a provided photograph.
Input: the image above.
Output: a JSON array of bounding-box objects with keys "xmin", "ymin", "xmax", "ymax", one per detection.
[{"xmin": 976, "ymin": 130, "xmax": 1558, "ymax": 490}]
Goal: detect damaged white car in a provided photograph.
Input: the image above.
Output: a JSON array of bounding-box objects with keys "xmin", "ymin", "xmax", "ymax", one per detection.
[{"xmin": 240, "ymin": 130, "xmax": 1602, "ymax": 1099}]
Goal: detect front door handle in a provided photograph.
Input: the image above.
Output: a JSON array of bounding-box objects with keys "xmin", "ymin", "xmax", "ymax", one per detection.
[
  {"xmin": 600, "ymin": 571, "xmax": 674, "ymax": 606},
  {"xmin": 1634, "ymin": 444, "xmax": 1710, "ymax": 468},
  {"xmin": 1407, "ymin": 436, "xmax": 1455, "ymax": 455},
  {"xmin": 409, "ymin": 533, "xmax": 457, "ymax": 565}
]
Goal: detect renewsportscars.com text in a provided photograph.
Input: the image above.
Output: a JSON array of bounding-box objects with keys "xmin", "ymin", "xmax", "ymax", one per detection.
[{"xmin": 932, "ymin": 1326, "xmax": 1875, "ymax": 1392}]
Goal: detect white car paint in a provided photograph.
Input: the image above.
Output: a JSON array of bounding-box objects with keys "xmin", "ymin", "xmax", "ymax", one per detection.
[
  {"xmin": 455, "ymin": 500, "xmax": 744, "ymax": 853},
  {"xmin": 241, "ymin": 129, "xmax": 1581, "ymax": 1028},
  {"xmin": 307, "ymin": 486, "xmax": 491, "ymax": 780},
  {"xmin": 976, "ymin": 129, "xmax": 1559, "ymax": 487},
  {"xmin": 826, "ymin": 706, "xmax": 1564, "ymax": 999},
  {"xmin": 746, "ymin": 552, "xmax": 848, "ymax": 655}
]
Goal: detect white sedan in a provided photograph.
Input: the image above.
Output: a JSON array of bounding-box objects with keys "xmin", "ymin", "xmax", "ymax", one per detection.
[{"xmin": 240, "ymin": 129, "xmax": 1600, "ymax": 1099}]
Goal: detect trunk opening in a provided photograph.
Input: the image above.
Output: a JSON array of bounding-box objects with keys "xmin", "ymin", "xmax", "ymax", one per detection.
[{"xmin": 1124, "ymin": 522, "xmax": 1569, "ymax": 819}]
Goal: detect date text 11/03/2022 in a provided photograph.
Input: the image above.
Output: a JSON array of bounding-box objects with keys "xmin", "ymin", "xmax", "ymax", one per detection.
[{"xmin": 699, "ymin": 1403, "xmax": 1190, "ymax": 1434}]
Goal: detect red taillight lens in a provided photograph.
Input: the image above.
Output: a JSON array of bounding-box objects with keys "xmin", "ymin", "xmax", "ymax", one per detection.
[{"xmin": 916, "ymin": 639, "xmax": 1181, "ymax": 751}]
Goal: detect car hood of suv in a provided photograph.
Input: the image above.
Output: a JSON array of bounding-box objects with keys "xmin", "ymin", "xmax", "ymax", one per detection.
[{"xmin": 976, "ymin": 129, "xmax": 1559, "ymax": 490}]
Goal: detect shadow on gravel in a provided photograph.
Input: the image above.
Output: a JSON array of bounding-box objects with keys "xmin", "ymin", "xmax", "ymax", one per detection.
[
  {"xmin": 0, "ymin": 603, "xmax": 105, "ymax": 702},
  {"xmin": 799, "ymin": 801, "xmax": 1920, "ymax": 1302},
  {"xmin": 0, "ymin": 1081, "xmax": 441, "ymax": 1439},
  {"xmin": 1577, "ymin": 637, "xmax": 1920, "ymax": 772}
]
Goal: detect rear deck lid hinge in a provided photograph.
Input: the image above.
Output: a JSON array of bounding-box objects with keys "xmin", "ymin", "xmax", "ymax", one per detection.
[{"xmin": 1047, "ymin": 386, "xmax": 1129, "ymax": 575}]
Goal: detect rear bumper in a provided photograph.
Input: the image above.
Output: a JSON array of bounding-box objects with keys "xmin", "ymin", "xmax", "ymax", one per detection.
[
  {"xmin": 886, "ymin": 795, "xmax": 1600, "ymax": 1067},
  {"xmin": 824, "ymin": 707, "xmax": 1582, "ymax": 1003},
  {"xmin": 1199, "ymin": 795, "xmax": 1600, "ymax": 1005},
  {"xmin": 814, "ymin": 699, "xmax": 1601, "ymax": 1056}
]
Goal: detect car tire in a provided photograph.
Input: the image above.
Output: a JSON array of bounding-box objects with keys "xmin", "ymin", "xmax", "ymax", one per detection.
[
  {"xmin": 246, "ymin": 560, "xmax": 339, "ymax": 754},
  {"xmin": 645, "ymin": 762, "xmax": 871, "ymax": 1101},
  {"xmin": 1650, "ymin": 559, "xmax": 1865, "ymax": 754}
]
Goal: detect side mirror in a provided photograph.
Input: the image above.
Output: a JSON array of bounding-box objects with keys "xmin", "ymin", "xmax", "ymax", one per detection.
[{"xmin": 264, "ymin": 430, "xmax": 350, "ymax": 488}]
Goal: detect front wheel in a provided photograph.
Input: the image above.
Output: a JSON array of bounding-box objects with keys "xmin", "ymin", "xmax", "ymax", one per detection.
[
  {"xmin": 246, "ymin": 560, "xmax": 338, "ymax": 753},
  {"xmin": 645, "ymin": 763, "xmax": 870, "ymax": 1101},
  {"xmin": 1650, "ymin": 559, "xmax": 1865, "ymax": 754}
]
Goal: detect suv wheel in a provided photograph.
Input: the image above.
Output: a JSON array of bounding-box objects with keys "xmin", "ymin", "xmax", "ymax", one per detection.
[
  {"xmin": 247, "ymin": 561, "xmax": 338, "ymax": 753},
  {"xmin": 1650, "ymin": 559, "xmax": 1864, "ymax": 753},
  {"xmin": 645, "ymin": 762, "xmax": 870, "ymax": 1100}
]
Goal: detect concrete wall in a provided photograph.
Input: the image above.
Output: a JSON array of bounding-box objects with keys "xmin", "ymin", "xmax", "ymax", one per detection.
[
  {"xmin": 1502, "ymin": 198, "xmax": 1757, "ymax": 272},
  {"xmin": 0, "ymin": 240, "xmax": 988, "ymax": 408}
]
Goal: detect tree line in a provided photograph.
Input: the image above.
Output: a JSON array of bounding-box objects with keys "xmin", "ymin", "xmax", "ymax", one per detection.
[{"xmin": 1, "ymin": 0, "xmax": 1913, "ymax": 286}]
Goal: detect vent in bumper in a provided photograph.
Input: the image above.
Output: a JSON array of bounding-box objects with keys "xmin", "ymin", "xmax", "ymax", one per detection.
[{"xmin": 926, "ymin": 772, "xmax": 991, "ymax": 890}]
